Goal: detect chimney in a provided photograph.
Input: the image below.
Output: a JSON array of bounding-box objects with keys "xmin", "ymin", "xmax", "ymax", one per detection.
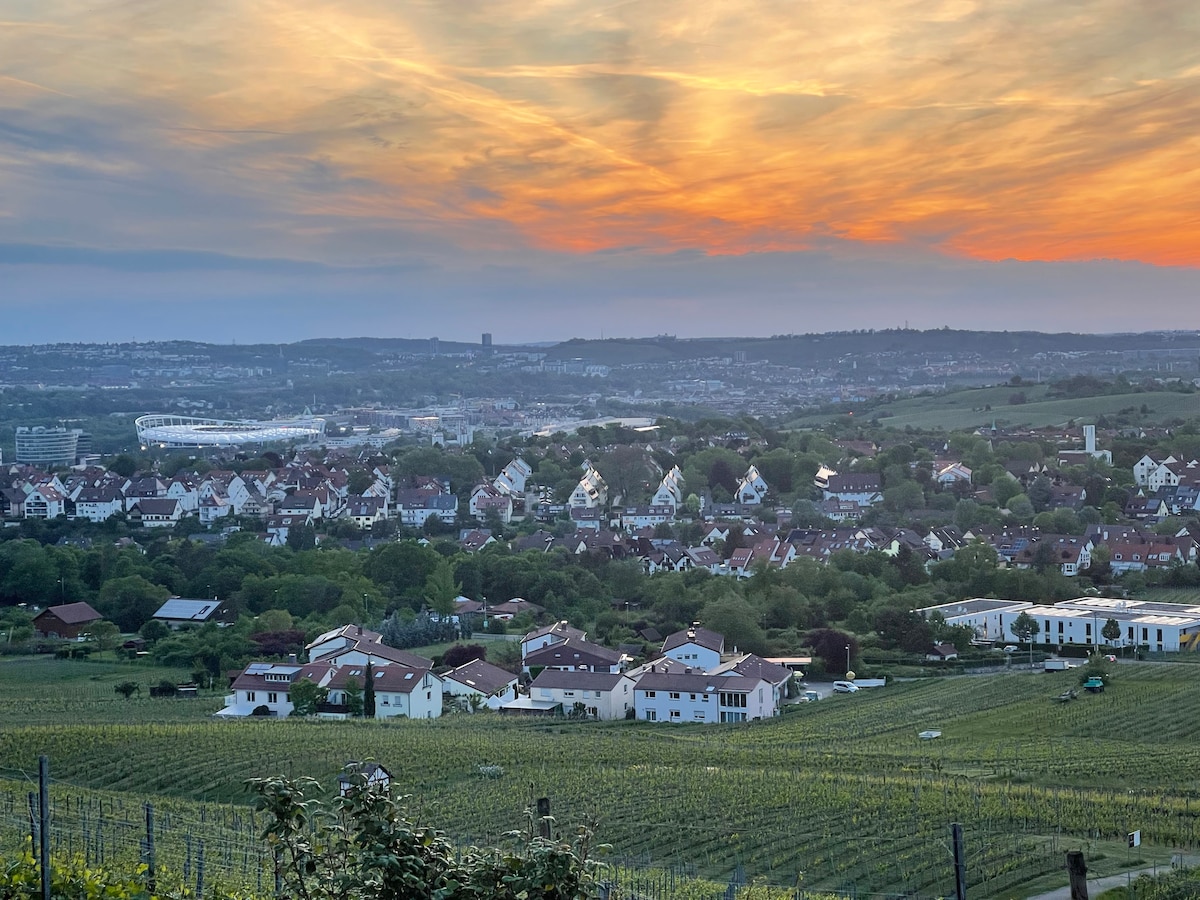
[
  {"xmin": 1084, "ymin": 424, "xmax": 1096, "ymax": 454},
  {"xmin": 357, "ymin": 625, "xmax": 363, "ymax": 636},
  {"xmin": 288, "ymin": 653, "xmax": 298, "ymax": 664}
]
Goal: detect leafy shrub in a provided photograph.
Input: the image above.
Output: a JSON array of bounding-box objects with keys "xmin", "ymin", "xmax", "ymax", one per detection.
[{"xmin": 247, "ymin": 770, "xmax": 602, "ymax": 900}]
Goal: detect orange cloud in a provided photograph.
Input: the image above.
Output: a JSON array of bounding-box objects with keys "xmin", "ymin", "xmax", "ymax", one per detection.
[{"xmin": 1, "ymin": 0, "xmax": 1198, "ymax": 267}]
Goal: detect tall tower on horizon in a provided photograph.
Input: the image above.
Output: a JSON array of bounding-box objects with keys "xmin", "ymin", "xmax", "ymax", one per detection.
[{"xmin": 482, "ymin": 332, "xmax": 493, "ymax": 355}]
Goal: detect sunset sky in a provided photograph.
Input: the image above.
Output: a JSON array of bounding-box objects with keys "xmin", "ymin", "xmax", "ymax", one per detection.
[{"xmin": 2, "ymin": 0, "xmax": 1198, "ymax": 343}]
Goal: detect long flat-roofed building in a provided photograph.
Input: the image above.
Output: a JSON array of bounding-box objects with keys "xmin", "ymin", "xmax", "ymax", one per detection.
[{"xmin": 915, "ymin": 599, "xmax": 1033, "ymax": 643}]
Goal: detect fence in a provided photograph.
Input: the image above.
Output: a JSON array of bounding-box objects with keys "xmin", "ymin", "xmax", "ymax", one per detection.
[{"xmin": 1, "ymin": 758, "xmax": 1171, "ymax": 900}]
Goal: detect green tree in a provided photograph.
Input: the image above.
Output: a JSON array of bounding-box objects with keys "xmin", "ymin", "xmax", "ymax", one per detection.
[
  {"xmin": 113, "ymin": 680, "xmax": 140, "ymax": 699},
  {"xmin": 423, "ymin": 557, "xmax": 462, "ymax": 620},
  {"xmin": 1011, "ymin": 611, "xmax": 1040, "ymax": 669},
  {"xmin": 363, "ymin": 661, "xmax": 376, "ymax": 719},
  {"xmin": 289, "ymin": 678, "xmax": 328, "ymax": 717},
  {"xmin": 97, "ymin": 575, "xmax": 170, "ymax": 632},
  {"xmin": 1102, "ymin": 617, "xmax": 1122, "ymax": 646},
  {"xmin": 345, "ymin": 677, "xmax": 364, "ymax": 717},
  {"xmin": 86, "ymin": 620, "xmax": 122, "ymax": 653}
]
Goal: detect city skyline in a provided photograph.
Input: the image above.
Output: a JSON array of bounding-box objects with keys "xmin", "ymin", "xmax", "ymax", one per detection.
[{"xmin": 2, "ymin": 1, "xmax": 1198, "ymax": 343}]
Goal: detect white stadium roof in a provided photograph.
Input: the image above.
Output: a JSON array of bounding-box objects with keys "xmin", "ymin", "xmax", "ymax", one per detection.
[{"xmin": 135, "ymin": 414, "xmax": 325, "ymax": 448}]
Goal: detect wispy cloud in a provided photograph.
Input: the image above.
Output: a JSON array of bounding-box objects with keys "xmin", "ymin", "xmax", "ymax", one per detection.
[{"xmin": 0, "ymin": 0, "xmax": 1197, "ymax": 336}]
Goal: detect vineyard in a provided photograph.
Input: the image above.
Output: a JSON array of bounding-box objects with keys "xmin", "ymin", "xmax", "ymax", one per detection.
[{"xmin": 2, "ymin": 660, "xmax": 1199, "ymax": 897}]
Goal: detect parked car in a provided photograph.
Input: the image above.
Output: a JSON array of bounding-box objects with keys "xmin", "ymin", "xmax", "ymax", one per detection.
[
  {"xmin": 1104, "ymin": 654, "xmax": 1117, "ymax": 662},
  {"xmin": 1003, "ymin": 645, "xmax": 1019, "ymax": 653},
  {"xmin": 802, "ymin": 690, "xmax": 821, "ymax": 702},
  {"xmin": 832, "ymin": 681, "xmax": 859, "ymax": 693}
]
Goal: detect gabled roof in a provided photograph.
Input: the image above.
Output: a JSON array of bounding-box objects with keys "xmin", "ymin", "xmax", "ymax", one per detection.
[
  {"xmin": 708, "ymin": 653, "xmax": 792, "ymax": 685},
  {"xmin": 528, "ymin": 668, "xmax": 628, "ymax": 691},
  {"xmin": 523, "ymin": 621, "xmax": 586, "ymax": 644},
  {"xmin": 524, "ymin": 637, "xmax": 623, "ymax": 667},
  {"xmin": 662, "ymin": 625, "xmax": 724, "ymax": 654},
  {"xmin": 445, "ymin": 658, "xmax": 520, "ymax": 695},
  {"xmin": 36, "ymin": 602, "xmax": 102, "ymax": 625}
]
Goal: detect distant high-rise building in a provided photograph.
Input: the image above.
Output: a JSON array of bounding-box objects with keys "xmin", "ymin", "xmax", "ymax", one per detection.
[
  {"xmin": 430, "ymin": 337, "xmax": 439, "ymax": 356},
  {"xmin": 482, "ymin": 332, "xmax": 493, "ymax": 354},
  {"xmin": 15, "ymin": 426, "xmax": 84, "ymax": 466}
]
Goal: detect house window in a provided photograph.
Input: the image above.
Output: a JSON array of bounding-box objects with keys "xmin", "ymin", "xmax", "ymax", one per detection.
[
  {"xmin": 720, "ymin": 711, "xmax": 746, "ymax": 723},
  {"xmin": 426, "ymin": 691, "xmax": 431, "ymax": 700},
  {"xmin": 1157, "ymin": 629, "xmax": 1163, "ymax": 643},
  {"xmin": 669, "ymin": 710, "xmax": 681, "ymax": 719},
  {"xmin": 694, "ymin": 711, "xmax": 706, "ymax": 720},
  {"xmin": 646, "ymin": 710, "xmax": 657, "ymax": 721},
  {"xmin": 669, "ymin": 692, "xmax": 680, "ymax": 700},
  {"xmin": 1142, "ymin": 628, "xmax": 1148, "ymax": 642},
  {"xmin": 645, "ymin": 690, "xmax": 656, "ymax": 698},
  {"xmin": 267, "ymin": 692, "xmax": 277, "ymax": 703},
  {"xmin": 564, "ymin": 691, "xmax": 575, "ymax": 697},
  {"xmin": 719, "ymin": 693, "xmax": 747, "ymax": 708},
  {"xmin": 701, "ymin": 694, "xmax": 708, "ymax": 702},
  {"xmin": 689, "ymin": 694, "xmax": 697, "ymax": 701}
]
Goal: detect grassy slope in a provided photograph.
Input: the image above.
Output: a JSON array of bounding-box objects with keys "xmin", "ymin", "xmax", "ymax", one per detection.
[
  {"xmin": 1, "ymin": 658, "xmax": 1198, "ymax": 897},
  {"xmin": 790, "ymin": 385, "xmax": 1200, "ymax": 429}
]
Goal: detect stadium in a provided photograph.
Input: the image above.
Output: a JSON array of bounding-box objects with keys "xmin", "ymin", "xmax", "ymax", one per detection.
[{"xmin": 135, "ymin": 415, "xmax": 326, "ymax": 448}]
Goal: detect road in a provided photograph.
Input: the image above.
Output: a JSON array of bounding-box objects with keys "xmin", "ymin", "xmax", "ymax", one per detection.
[{"xmin": 1024, "ymin": 857, "xmax": 1196, "ymax": 900}]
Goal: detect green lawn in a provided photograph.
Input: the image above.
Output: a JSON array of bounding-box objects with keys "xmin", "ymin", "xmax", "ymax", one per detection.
[{"xmin": 1, "ymin": 658, "xmax": 1198, "ymax": 897}]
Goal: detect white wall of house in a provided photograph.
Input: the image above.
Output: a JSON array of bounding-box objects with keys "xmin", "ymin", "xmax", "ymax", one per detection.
[
  {"xmin": 531, "ymin": 676, "xmax": 634, "ymax": 720},
  {"xmin": 662, "ymin": 642, "xmax": 721, "ymax": 671}
]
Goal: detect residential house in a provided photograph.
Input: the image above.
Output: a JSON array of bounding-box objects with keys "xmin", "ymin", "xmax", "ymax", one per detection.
[
  {"xmin": 633, "ymin": 671, "xmax": 776, "ymax": 723},
  {"xmin": 651, "ymin": 466, "xmax": 685, "ymax": 511},
  {"xmin": 123, "ymin": 476, "xmax": 167, "ymax": 512},
  {"xmin": 735, "ymin": 465, "xmax": 769, "ymax": 505},
  {"xmin": 520, "ymin": 668, "xmax": 634, "ymax": 720},
  {"xmin": 265, "ymin": 513, "xmax": 312, "ymax": 546},
  {"xmin": 521, "ymin": 621, "xmax": 587, "ymax": 660},
  {"xmin": 23, "ymin": 482, "xmax": 67, "ymax": 519},
  {"xmin": 493, "ymin": 457, "xmax": 533, "ymax": 496},
  {"xmin": 459, "ymin": 528, "xmax": 497, "ymax": 553},
  {"xmin": 822, "ymin": 473, "xmax": 883, "ymax": 507},
  {"xmin": 306, "ymin": 625, "xmax": 433, "ymax": 670},
  {"xmin": 395, "ymin": 490, "xmax": 458, "ymax": 528},
  {"xmin": 443, "ymin": 658, "xmax": 520, "ymax": 710},
  {"xmin": 128, "ymin": 497, "xmax": 184, "ymax": 528},
  {"xmin": 324, "ymin": 664, "xmax": 442, "ymax": 720},
  {"xmin": 218, "ymin": 661, "xmax": 333, "ymax": 717},
  {"xmin": 569, "ymin": 506, "xmax": 604, "ymax": 531},
  {"xmin": 469, "ymin": 483, "xmax": 513, "ymax": 524},
  {"xmin": 569, "ymin": 464, "xmax": 608, "ymax": 509},
  {"xmin": 344, "ymin": 496, "xmax": 387, "ymax": 530},
  {"xmin": 621, "ymin": 505, "xmax": 675, "ymax": 530},
  {"xmin": 1012, "ymin": 536, "xmax": 1091, "ymax": 576},
  {"xmin": 523, "ymin": 636, "xmax": 626, "ymax": 674},
  {"xmin": 72, "ymin": 485, "xmax": 124, "ymax": 523},
  {"xmin": 708, "ymin": 653, "xmax": 793, "ymax": 707},
  {"xmin": 662, "ymin": 625, "xmax": 725, "ymax": 671},
  {"xmin": 685, "ymin": 546, "xmax": 724, "ymax": 574}
]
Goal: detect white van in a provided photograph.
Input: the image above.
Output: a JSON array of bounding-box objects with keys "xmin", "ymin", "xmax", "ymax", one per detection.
[{"xmin": 832, "ymin": 680, "xmax": 859, "ymax": 693}]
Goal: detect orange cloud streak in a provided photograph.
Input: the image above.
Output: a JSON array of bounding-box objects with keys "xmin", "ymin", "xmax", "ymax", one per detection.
[{"xmin": 2, "ymin": 0, "xmax": 1198, "ymax": 266}]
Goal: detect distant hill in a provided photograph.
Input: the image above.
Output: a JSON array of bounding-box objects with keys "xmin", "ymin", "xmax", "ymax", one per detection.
[{"xmin": 541, "ymin": 330, "xmax": 1200, "ymax": 366}]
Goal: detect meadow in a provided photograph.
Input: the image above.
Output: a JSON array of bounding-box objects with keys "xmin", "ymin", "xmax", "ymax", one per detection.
[
  {"xmin": 2, "ymin": 657, "xmax": 1198, "ymax": 898},
  {"xmin": 788, "ymin": 385, "xmax": 1200, "ymax": 430}
]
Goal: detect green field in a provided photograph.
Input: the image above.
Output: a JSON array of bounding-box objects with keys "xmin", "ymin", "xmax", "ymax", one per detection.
[
  {"xmin": 789, "ymin": 385, "xmax": 1200, "ymax": 430},
  {"xmin": 3, "ymin": 658, "xmax": 1199, "ymax": 897}
]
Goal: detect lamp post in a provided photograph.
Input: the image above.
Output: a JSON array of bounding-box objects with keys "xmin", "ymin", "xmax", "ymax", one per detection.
[{"xmin": 845, "ymin": 644, "xmax": 851, "ymax": 676}]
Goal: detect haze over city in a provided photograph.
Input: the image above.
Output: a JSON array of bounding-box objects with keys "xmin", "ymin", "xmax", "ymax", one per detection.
[{"xmin": 2, "ymin": 1, "xmax": 1199, "ymax": 343}]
